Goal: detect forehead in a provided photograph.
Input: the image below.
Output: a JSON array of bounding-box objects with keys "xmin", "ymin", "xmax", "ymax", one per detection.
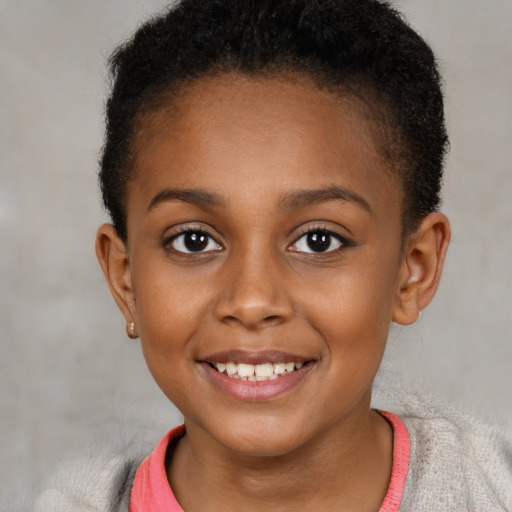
[{"xmin": 129, "ymin": 74, "xmax": 402, "ymax": 220}]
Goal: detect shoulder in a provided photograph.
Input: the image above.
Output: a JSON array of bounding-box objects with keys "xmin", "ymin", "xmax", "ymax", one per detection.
[
  {"xmin": 401, "ymin": 412, "xmax": 512, "ymax": 511},
  {"xmin": 27, "ymin": 423, "xmax": 166, "ymax": 512},
  {"xmin": 30, "ymin": 452, "xmax": 141, "ymax": 512},
  {"xmin": 375, "ymin": 373, "xmax": 512, "ymax": 511}
]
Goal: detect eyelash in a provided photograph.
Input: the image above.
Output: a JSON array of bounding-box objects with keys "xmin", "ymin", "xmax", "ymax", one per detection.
[
  {"xmin": 289, "ymin": 227, "xmax": 352, "ymax": 255},
  {"xmin": 163, "ymin": 226, "xmax": 222, "ymax": 255},
  {"xmin": 162, "ymin": 226, "xmax": 352, "ymax": 256}
]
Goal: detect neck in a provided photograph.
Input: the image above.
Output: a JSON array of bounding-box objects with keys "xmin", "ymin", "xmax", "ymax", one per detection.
[{"xmin": 168, "ymin": 403, "xmax": 393, "ymax": 512}]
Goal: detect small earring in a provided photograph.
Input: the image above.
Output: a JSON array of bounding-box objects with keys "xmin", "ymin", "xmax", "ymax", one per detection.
[{"xmin": 127, "ymin": 321, "xmax": 138, "ymax": 339}]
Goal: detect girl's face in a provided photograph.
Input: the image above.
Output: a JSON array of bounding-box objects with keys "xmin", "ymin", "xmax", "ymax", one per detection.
[{"xmin": 119, "ymin": 75, "xmax": 408, "ymax": 455}]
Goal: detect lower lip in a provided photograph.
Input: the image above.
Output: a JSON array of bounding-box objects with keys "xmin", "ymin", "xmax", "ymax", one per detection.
[{"xmin": 201, "ymin": 362, "xmax": 315, "ymax": 401}]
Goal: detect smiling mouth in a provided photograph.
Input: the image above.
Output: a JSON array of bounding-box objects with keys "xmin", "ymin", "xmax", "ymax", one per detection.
[{"xmin": 206, "ymin": 361, "xmax": 310, "ymax": 381}]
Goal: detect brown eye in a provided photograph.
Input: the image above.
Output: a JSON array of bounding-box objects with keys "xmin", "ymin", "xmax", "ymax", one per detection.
[
  {"xmin": 306, "ymin": 232, "xmax": 332, "ymax": 252},
  {"xmin": 184, "ymin": 232, "xmax": 208, "ymax": 251},
  {"xmin": 290, "ymin": 229, "xmax": 346, "ymax": 254},
  {"xmin": 166, "ymin": 230, "xmax": 222, "ymax": 254}
]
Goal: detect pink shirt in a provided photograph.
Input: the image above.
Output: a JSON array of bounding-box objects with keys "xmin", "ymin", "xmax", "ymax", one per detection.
[{"xmin": 129, "ymin": 411, "xmax": 410, "ymax": 511}]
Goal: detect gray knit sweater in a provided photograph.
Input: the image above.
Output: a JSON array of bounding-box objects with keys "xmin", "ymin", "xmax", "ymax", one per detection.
[{"xmin": 31, "ymin": 383, "xmax": 512, "ymax": 511}]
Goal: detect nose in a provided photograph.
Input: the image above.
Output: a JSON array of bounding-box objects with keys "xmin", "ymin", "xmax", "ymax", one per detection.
[{"xmin": 213, "ymin": 249, "xmax": 294, "ymax": 330}]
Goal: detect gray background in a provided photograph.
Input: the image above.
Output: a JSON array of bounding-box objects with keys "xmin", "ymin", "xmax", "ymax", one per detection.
[{"xmin": 1, "ymin": 0, "xmax": 511, "ymax": 507}]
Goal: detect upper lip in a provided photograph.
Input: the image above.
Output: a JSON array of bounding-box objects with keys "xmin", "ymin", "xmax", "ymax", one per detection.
[{"xmin": 200, "ymin": 350, "xmax": 314, "ymax": 365}]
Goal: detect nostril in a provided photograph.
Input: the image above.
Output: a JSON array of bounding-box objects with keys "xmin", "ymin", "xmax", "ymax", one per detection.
[
  {"xmin": 221, "ymin": 313, "xmax": 284, "ymax": 329},
  {"xmin": 214, "ymin": 285, "xmax": 294, "ymax": 328}
]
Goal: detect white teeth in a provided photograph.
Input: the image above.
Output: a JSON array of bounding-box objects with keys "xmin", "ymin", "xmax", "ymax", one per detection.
[
  {"xmin": 238, "ymin": 363, "xmax": 255, "ymax": 377},
  {"xmin": 212, "ymin": 360, "xmax": 308, "ymax": 380},
  {"xmin": 225, "ymin": 362, "xmax": 237, "ymax": 376},
  {"xmin": 255, "ymin": 363, "xmax": 273, "ymax": 377},
  {"xmin": 273, "ymin": 363, "xmax": 286, "ymax": 374}
]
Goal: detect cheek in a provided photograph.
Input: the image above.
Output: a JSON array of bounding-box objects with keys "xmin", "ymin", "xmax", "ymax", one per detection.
[
  {"xmin": 300, "ymin": 266, "xmax": 397, "ymax": 414},
  {"xmin": 132, "ymin": 261, "xmax": 216, "ymax": 381},
  {"xmin": 299, "ymin": 254, "xmax": 400, "ymax": 357},
  {"xmin": 134, "ymin": 256, "xmax": 214, "ymax": 329}
]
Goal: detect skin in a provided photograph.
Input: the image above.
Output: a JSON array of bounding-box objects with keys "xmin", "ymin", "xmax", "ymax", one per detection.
[{"xmin": 96, "ymin": 74, "xmax": 450, "ymax": 511}]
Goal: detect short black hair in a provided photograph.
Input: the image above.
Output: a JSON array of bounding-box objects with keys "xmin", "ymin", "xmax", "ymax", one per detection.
[{"xmin": 100, "ymin": 0, "xmax": 448, "ymax": 241}]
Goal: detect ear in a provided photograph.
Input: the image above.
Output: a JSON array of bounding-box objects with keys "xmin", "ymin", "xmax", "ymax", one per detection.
[
  {"xmin": 95, "ymin": 224, "xmax": 139, "ymax": 338},
  {"xmin": 392, "ymin": 213, "xmax": 451, "ymax": 325}
]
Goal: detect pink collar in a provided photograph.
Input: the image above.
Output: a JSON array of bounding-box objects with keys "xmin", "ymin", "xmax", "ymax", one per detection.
[{"xmin": 378, "ymin": 410, "xmax": 411, "ymax": 511}]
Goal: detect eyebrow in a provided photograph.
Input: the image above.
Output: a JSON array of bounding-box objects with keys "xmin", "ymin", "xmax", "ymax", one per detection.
[
  {"xmin": 147, "ymin": 188, "xmax": 226, "ymax": 211},
  {"xmin": 147, "ymin": 185, "xmax": 371, "ymax": 214},
  {"xmin": 280, "ymin": 185, "xmax": 372, "ymax": 214}
]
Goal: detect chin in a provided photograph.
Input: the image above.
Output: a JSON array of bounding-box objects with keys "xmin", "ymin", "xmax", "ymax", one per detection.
[{"xmin": 209, "ymin": 417, "xmax": 314, "ymax": 458}]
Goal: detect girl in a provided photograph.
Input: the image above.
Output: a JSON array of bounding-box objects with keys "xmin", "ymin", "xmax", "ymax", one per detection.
[{"xmin": 33, "ymin": 0, "xmax": 512, "ymax": 510}]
